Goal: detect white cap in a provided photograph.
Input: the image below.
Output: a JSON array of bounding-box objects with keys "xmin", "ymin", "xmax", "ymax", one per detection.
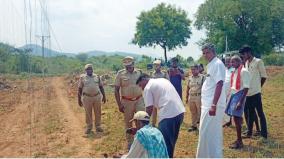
[
  {"xmin": 129, "ymin": 111, "xmax": 150, "ymax": 122},
  {"xmin": 153, "ymin": 59, "xmax": 161, "ymax": 65},
  {"xmin": 122, "ymin": 56, "xmax": 134, "ymax": 66},
  {"xmin": 84, "ymin": 64, "xmax": 93, "ymax": 69}
]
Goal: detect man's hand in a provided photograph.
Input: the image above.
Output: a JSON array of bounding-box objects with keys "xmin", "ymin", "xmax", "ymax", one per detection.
[
  {"xmin": 209, "ymin": 105, "xmax": 216, "ymax": 116},
  {"xmin": 118, "ymin": 104, "xmax": 125, "ymax": 113},
  {"xmin": 126, "ymin": 127, "xmax": 138, "ymax": 135},
  {"xmin": 102, "ymin": 96, "xmax": 106, "ymax": 104},
  {"xmin": 78, "ymin": 99, "xmax": 83, "ymax": 107},
  {"xmin": 235, "ymin": 102, "xmax": 242, "ymax": 110}
]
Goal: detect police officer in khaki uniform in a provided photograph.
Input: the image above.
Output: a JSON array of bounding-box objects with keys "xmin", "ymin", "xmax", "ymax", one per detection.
[
  {"xmin": 78, "ymin": 64, "xmax": 106, "ymax": 134},
  {"xmin": 185, "ymin": 64, "xmax": 205, "ymax": 132},
  {"xmin": 151, "ymin": 60, "xmax": 169, "ymax": 79},
  {"xmin": 114, "ymin": 56, "xmax": 145, "ymax": 149},
  {"xmin": 150, "ymin": 59, "xmax": 169, "ymax": 127}
]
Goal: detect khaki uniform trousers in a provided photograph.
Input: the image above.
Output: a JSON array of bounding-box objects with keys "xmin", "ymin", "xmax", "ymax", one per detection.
[
  {"xmin": 121, "ymin": 97, "xmax": 145, "ymax": 145},
  {"xmin": 82, "ymin": 94, "xmax": 102, "ymax": 130},
  {"xmin": 188, "ymin": 95, "xmax": 201, "ymax": 127}
]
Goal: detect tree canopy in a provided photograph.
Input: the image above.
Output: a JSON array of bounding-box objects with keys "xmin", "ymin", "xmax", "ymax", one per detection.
[
  {"xmin": 195, "ymin": 0, "xmax": 284, "ymax": 56},
  {"xmin": 132, "ymin": 3, "xmax": 192, "ymax": 62}
]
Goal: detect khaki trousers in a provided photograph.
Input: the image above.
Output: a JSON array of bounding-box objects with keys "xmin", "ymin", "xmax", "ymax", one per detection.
[
  {"xmin": 121, "ymin": 97, "xmax": 145, "ymax": 145},
  {"xmin": 82, "ymin": 94, "xmax": 102, "ymax": 130},
  {"xmin": 188, "ymin": 95, "xmax": 201, "ymax": 127}
]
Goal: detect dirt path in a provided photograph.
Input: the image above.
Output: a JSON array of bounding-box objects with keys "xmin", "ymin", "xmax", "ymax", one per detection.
[
  {"xmin": 50, "ymin": 77, "xmax": 94, "ymax": 157},
  {"xmin": 0, "ymin": 77, "xmax": 103, "ymax": 157},
  {"xmin": 0, "ymin": 79, "xmax": 44, "ymax": 157}
]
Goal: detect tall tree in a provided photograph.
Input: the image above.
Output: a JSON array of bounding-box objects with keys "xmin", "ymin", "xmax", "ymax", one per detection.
[
  {"xmin": 132, "ymin": 3, "xmax": 192, "ymax": 63},
  {"xmin": 195, "ymin": 0, "xmax": 284, "ymax": 56}
]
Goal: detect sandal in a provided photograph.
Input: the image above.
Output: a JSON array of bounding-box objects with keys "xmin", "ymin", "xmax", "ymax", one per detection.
[
  {"xmin": 188, "ymin": 126, "xmax": 198, "ymax": 132},
  {"xmin": 223, "ymin": 121, "xmax": 232, "ymax": 128}
]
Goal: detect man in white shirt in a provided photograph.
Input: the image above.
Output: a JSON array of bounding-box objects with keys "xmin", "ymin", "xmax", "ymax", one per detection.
[
  {"xmin": 224, "ymin": 56, "xmax": 235, "ymax": 97},
  {"xmin": 223, "ymin": 56, "xmax": 235, "ymax": 127},
  {"xmin": 239, "ymin": 45, "xmax": 268, "ymax": 139},
  {"xmin": 136, "ymin": 74, "xmax": 185, "ymax": 158},
  {"xmin": 225, "ymin": 55, "xmax": 250, "ymax": 149},
  {"xmin": 196, "ymin": 43, "xmax": 226, "ymax": 158}
]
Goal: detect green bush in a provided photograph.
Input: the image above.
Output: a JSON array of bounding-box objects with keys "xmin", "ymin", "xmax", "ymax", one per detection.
[{"xmin": 263, "ymin": 53, "xmax": 284, "ymax": 66}]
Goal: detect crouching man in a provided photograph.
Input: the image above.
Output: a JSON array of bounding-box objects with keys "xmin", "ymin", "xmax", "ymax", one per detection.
[{"xmin": 123, "ymin": 111, "xmax": 168, "ymax": 158}]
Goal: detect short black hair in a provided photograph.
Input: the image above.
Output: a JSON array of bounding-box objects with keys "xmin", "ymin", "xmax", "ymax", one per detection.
[
  {"xmin": 239, "ymin": 45, "xmax": 252, "ymax": 54},
  {"xmin": 136, "ymin": 73, "xmax": 150, "ymax": 85},
  {"xmin": 190, "ymin": 64, "xmax": 199, "ymax": 69},
  {"xmin": 199, "ymin": 64, "xmax": 204, "ymax": 68}
]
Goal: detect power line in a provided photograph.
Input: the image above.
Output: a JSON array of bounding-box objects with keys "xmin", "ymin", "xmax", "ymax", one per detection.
[{"xmin": 38, "ymin": 0, "xmax": 63, "ymax": 54}]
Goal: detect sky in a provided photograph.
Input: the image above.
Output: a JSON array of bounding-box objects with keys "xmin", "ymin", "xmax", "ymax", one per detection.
[{"xmin": 0, "ymin": 0, "xmax": 206, "ymax": 60}]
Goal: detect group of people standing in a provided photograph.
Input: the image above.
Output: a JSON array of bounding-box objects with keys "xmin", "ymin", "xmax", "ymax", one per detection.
[
  {"xmin": 223, "ymin": 45, "xmax": 268, "ymax": 149},
  {"xmin": 77, "ymin": 43, "xmax": 268, "ymax": 158}
]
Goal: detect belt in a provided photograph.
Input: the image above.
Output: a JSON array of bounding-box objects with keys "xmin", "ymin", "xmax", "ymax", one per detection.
[
  {"xmin": 83, "ymin": 92, "xmax": 100, "ymax": 97},
  {"xmin": 190, "ymin": 93, "xmax": 201, "ymax": 96},
  {"xmin": 122, "ymin": 95, "xmax": 142, "ymax": 101}
]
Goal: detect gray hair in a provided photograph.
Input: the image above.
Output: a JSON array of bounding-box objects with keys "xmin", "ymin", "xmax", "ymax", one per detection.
[
  {"xmin": 231, "ymin": 55, "xmax": 242, "ymax": 63},
  {"xmin": 225, "ymin": 56, "xmax": 231, "ymax": 61},
  {"xmin": 202, "ymin": 43, "xmax": 216, "ymax": 54}
]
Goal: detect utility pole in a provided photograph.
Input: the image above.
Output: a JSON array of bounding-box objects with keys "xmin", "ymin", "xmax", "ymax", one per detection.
[
  {"xmin": 225, "ymin": 35, "xmax": 228, "ymax": 53},
  {"xmin": 36, "ymin": 35, "xmax": 50, "ymax": 77}
]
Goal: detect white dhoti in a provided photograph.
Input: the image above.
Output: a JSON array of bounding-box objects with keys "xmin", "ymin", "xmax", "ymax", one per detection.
[{"xmin": 196, "ymin": 105, "xmax": 225, "ymax": 158}]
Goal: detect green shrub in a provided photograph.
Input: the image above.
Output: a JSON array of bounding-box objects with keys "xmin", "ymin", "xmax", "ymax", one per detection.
[{"xmin": 263, "ymin": 53, "xmax": 284, "ymax": 66}]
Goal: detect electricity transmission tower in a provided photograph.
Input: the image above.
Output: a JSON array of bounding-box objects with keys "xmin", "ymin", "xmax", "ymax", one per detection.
[{"xmin": 36, "ymin": 35, "xmax": 50, "ymax": 77}]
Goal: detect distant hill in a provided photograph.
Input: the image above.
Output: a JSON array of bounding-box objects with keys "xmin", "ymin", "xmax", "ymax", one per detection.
[{"xmin": 19, "ymin": 44, "xmax": 144, "ymax": 59}]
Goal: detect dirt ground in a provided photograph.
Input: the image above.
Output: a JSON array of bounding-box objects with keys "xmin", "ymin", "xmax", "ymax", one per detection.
[{"xmin": 0, "ymin": 66, "xmax": 283, "ymax": 157}]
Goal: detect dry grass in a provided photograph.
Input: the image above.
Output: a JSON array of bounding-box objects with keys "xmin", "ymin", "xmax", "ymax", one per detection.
[
  {"xmin": 0, "ymin": 66, "xmax": 283, "ymax": 157},
  {"xmin": 84, "ymin": 66, "xmax": 284, "ymax": 157}
]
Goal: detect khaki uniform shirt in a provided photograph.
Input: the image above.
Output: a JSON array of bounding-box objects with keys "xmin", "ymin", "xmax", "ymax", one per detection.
[
  {"xmin": 151, "ymin": 70, "xmax": 169, "ymax": 79},
  {"xmin": 115, "ymin": 69, "xmax": 143, "ymax": 98},
  {"xmin": 78, "ymin": 74, "xmax": 102, "ymax": 96},
  {"xmin": 187, "ymin": 74, "xmax": 205, "ymax": 95},
  {"xmin": 245, "ymin": 57, "xmax": 267, "ymax": 96}
]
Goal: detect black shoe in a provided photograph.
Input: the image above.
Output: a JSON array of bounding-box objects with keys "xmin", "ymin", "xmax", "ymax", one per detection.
[{"xmin": 188, "ymin": 126, "xmax": 198, "ymax": 132}]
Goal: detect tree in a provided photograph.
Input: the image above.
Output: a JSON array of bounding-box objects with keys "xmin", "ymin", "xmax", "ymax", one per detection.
[
  {"xmin": 136, "ymin": 55, "xmax": 153, "ymax": 69},
  {"xmin": 0, "ymin": 45, "xmax": 9, "ymax": 73},
  {"xmin": 132, "ymin": 3, "xmax": 192, "ymax": 63},
  {"xmin": 186, "ymin": 56, "xmax": 194, "ymax": 63},
  {"xmin": 112, "ymin": 64, "xmax": 122, "ymax": 73},
  {"xmin": 195, "ymin": 0, "xmax": 284, "ymax": 56},
  {"xmin": 76, "ymin": 53, "xmax": 88, "ymax": 62}
]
